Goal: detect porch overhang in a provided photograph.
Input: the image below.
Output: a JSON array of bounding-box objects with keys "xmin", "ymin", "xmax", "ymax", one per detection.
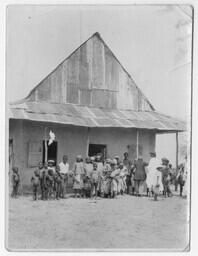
[{"xmin": 9, "ymin": 101, "xmax": 186, "ymax": 133}]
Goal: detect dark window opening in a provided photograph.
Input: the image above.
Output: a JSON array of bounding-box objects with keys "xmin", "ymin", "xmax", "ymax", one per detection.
[
  {"xmin": 42, "ymin": 140, "xmax": 57, "ymax": 166},
  {"xmin": 88, "ymin": 144, "xmax": 107, "ymax": 159}
]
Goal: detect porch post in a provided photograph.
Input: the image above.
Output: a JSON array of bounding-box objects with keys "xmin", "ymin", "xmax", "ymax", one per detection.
[
  {"xmin": 86, "ymin": 127, "xmax": 90, "ymax": 156},
  {"xmin": 136, "ymin": 129, "xmax": 139, "ymax": 159},
  {"xmin": 44, "ymin": 127, "xmax": 48, "ymax": 163},
  {"xmin": 176, "ymin": 131, "xmax": 179, "ymax": 170}
]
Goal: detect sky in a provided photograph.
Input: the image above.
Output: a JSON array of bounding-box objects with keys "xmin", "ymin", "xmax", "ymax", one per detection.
[{"xmin": 6, "ymin": 5, "xmax": 192, "ymax": 166}]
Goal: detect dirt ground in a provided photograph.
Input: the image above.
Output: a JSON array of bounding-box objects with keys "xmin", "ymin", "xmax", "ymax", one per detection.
[{"xmin": 7, "ymin": 189, "xmax": 189, "ymax": 251}]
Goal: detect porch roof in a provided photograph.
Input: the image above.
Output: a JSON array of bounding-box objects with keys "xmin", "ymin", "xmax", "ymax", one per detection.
[{"xmin": 9, "ymin": 101, "xmax": 186, "ymax": 133}]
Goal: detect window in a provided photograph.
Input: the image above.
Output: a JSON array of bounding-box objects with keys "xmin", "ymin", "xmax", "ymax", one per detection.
[
  {"xmin": 28, "ymin": 141, "xmax": 43, "ymax": 167},
  {"xmin": 88, "ymin": 144, "xmax": 107, "ymax": 159}
]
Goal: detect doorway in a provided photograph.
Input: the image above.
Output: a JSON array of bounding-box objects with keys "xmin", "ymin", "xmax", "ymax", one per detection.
[
  {"xmin": 9, "ymin": 139, "xmax": 14, "ymax": 172},
  {"xmin": 88, "ymin": 144, "xmax": 107, "ymax": 159},
  {"xmin": 42, "ymin": 140, "xmax": 57, "ymax": 165}
]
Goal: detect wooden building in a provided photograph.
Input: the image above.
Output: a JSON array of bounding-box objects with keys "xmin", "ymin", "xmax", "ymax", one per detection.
[{"xmin": 9, "ymin": 32, "xmax": 185, "ymax": 189}]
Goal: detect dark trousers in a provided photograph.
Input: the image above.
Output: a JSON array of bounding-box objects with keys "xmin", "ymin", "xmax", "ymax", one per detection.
[
  {"xmin": 11, "ymin": 184, "xmax": 19, "ymax": 197},
  {"xmin": 134, "ymin": 180, "xmax": 144, "ymax": 195},
  {"xmin": 180, "ymin": 184, "xmax": 184, "ymax": 196},
  {"xmin": 126, "ymin": 176, "xmax": 131, "ymax": 194},
  {"xmin": 175, "ymin": 181, "xmax": 178, "ymax": 191},
  {"xmin": 32, "ymin": 184, "xmax": 39, "ymax": 200},
  {"xmin": 163, "ymin": 183, "xmax": 172, "ymax": 197}
]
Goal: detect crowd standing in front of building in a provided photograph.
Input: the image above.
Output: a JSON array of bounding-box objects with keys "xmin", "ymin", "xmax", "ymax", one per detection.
[{"xmin": 10, "ymin": 152, "xmax": 188, "ymax": 202}]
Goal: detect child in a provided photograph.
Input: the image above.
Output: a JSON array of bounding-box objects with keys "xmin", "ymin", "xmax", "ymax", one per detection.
[
  {"xmin": 161, "ymin": 158, "xmax": 172, "ymax": 197},
  {"xmin": 40, "ymin": 169, "xmax": 48, "ymax": 200},
  {"xmin": 73, "ymin": 155, "xmax": 84, "ymax": 198},
  {"xmin": 54, "ymin": 165, "xmax": 62, "ymax": 200},
  {"xmin": 37, "ymin": 162, "xmax": 44, "ymax": 175},
  {"xmin": 31, "ymin": 169, "xmax": 40, "ymax": 200},
  {"xmin": 11, "ymin": 167, "xmax": 20, "ymax": 198},
  {"xmin": 47, "ymin": 169, "xmax": 55, "ymax": 199},
  {"xmin": 48, "ymin": 160, "xmax": 55, "ymax": 174},
  {"xmin": 153, "ymin": 166, "xmax": 163, "ymax": 201},
  {"xmin": 90, "ymin": 162, "xmax": 100, "ymax": 199}
]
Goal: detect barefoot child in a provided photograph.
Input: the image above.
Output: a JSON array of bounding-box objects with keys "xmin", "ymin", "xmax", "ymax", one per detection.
[
  {"xmin": 31, "ymin": 169, "xmax": 40, "ymax": 200},
  {"xmin": 40, "ymin": 164, "xmax": 48, "ymax": 200},
  {"xmin": 54, "ymin": 165, "xmax": 62, "ymax": 200},
  {"xmin": 90, "ymin": 162, "xmax": 100, "ymax": 199},
  {"xmin": 11, "ymin": 167, "xmax": 20, "ymax": 198}
]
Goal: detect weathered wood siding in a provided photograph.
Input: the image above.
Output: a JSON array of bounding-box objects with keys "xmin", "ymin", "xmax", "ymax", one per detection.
[{"xmin": 28, "ymin": 33, "xmax": 153, "ymax": 111}]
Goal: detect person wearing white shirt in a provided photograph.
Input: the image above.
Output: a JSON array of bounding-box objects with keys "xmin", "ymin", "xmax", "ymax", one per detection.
[
  {"xmin": 59, "ymin": 155, "xmax": 69, "ymax": 174},
  {"xmin": 146, "ymin": 152, "xmax": 162, "ymax": 196},
  {"xmin": 59, "ymin": 155, "xmax": 69, "ymax": 198}
]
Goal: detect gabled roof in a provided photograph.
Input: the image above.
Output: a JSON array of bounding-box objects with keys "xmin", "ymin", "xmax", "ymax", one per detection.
[{"xmin": 9, "ymin": 32, "xmax": 186, "ymax": 132}]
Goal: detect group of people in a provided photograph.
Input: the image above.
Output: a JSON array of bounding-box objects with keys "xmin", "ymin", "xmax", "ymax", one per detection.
[{"xmin": 11, "ymin": 151, "xmax": 188, "ymax": 201}]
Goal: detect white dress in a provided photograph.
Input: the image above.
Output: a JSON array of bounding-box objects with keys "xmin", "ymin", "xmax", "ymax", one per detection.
[{"xmin": 146, "ymin": 157, "xmax": 163, "ymax": 191}]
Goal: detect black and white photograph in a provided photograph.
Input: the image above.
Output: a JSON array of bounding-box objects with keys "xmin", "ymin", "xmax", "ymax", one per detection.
[{"xmin": 6, "ymin": 4, "xmax": 192, "ymax": 251}]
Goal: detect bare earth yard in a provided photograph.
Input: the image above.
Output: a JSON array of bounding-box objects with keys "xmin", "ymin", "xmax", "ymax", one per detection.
[{"xmin": 7, "ymin": 191, "xmax": 189, "ymax": 251}]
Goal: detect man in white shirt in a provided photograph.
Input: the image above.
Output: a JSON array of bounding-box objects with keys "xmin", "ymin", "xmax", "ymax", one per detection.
[
  {"xmin": 59, "ymin": 155, "xmax": 69, "ymax": 198},
  {"xmin": 59, "ymin": 155, "xmax": 69, "ymax": 174}
]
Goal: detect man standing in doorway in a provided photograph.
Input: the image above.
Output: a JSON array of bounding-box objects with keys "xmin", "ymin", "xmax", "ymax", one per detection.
[{"xmin": 59, "ymin": 155, "xmax": 69, "ymax": 198}]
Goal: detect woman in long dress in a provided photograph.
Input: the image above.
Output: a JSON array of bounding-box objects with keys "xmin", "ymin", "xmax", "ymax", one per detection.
[
  {"xmin": 73, "ymin": 155, "xmax": 84, "ymax": 198},
  {"xmin": 102, "ymin": 159, "xmax": 112, "ymax": 197},
  {"xmin": 118, "ymin": 163, "xmax": 128, "ymax": 195}
]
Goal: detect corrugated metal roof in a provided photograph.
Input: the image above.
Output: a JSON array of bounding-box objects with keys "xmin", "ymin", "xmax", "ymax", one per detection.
[{"xmin": 9, "ymin": 101, "xmax": 186, "ymax": 132}]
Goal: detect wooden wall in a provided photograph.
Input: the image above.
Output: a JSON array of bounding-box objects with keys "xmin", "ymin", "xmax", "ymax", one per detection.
[{"xmin": 28, "ymin": 33, "xmax": 153, "ymax": 111}]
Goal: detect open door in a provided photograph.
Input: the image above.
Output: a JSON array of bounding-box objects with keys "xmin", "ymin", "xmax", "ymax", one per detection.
[{"xmin": 42, "ymin": 140, "xmax": 57, "ymax": 166}]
